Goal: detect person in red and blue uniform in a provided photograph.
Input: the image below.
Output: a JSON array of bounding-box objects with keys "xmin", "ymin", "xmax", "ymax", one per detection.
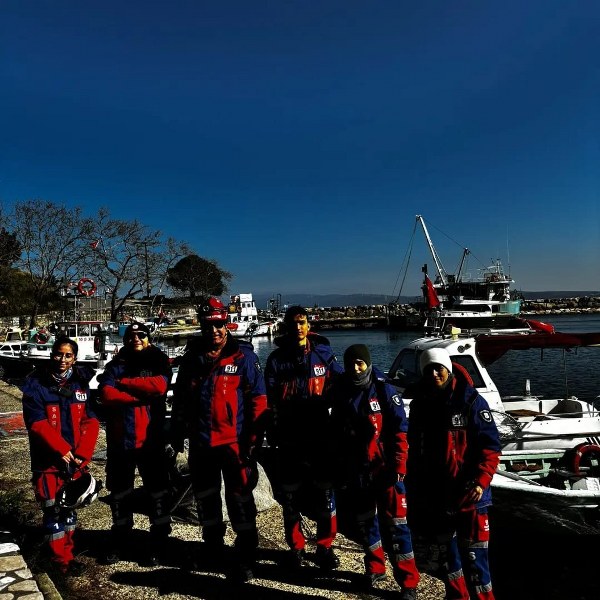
[
  {"xmin": 22, "ymin": 336, "xmax": 100, "ymax": 576},
  {"xmin": 97, "ymin": 322, "xmax": 173, "ymax": 566},
  {"xmin": 171, "ymin": 297, "xmax": 268, "ymax": 583},
  {"xmin": 406, "ymin": 348, "xmax": 501, "ymax": 600},
  {"xmin": 265, "ymin": 305, "xmax": 343, "ymax": 571},
  {"xmin": 330, "ymin": 344, "xmax": 420, "ymax": 600}
]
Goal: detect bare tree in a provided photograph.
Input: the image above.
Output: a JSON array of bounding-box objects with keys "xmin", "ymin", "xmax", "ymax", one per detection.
[
  {"xmin": 11, "ymin": 200, "xmax": 95, "ymax": 328},
  {"xmin": 85, "ymin": 208, "xmax": 190, "ymax": 321}
]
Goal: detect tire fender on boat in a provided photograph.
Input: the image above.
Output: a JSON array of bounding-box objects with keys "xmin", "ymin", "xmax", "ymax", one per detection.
[
  {"xmin": 571, "ymin": 442, "xmax": 600, "ymax": 476},
  {"xmin": 77, "ymin": 278, "xmax": 97, "ymax": 297}
]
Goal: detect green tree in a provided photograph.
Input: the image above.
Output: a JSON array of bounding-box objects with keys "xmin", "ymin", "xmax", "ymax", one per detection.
[{"xmin": 166, "ymin": 255, "xmax": 232, "ymax": 302}]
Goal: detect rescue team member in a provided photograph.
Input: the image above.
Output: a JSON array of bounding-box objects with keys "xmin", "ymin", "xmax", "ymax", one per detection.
[
  {"xmin": 330, "ymin": 344, "xmax": 419, "ymax": 600},
  {"xmin": 406, "ymin": 348, "xmax": 501, "ymax": 600},
  {"xmin": 171, "ymin": 297, "xmax": 268, "ymax": 583},
  {"xmin": 97, "ymin": 322, "xmax": 173, "ymax": 566},
  {"xmin": 22, "ymin": 337, "xmax": 100, "ymax": 575},
  {"xmin": 265, "ymin": 306, "xmax": 343, "ymax": 571}
]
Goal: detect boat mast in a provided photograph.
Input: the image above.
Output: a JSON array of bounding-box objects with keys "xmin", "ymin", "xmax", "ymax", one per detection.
[{"xmin": 416, "ymin": 215, "xmax": 448, "ymax": 286}]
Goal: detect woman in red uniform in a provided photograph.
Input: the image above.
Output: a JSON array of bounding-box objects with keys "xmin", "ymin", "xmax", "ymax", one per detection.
[{"xmin": 22, "ymin": 336, "xmax": 100, "ymax": 575}]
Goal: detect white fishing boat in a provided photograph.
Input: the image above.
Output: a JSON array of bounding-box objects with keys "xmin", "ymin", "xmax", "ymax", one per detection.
[
  {"xmin": 226, "ymin": 293, "xmax": 277, "ymax": 338},
  {"xmin": 388, "ymin": 325, "xmax": 600, "ymax": 450},
  {"xmin": 389, "ymin": 215, "xmax": 523, "ymax": 331},
  {"xmin": 418, "ymin": 215, "xmax": 522, "ymax": 328}
]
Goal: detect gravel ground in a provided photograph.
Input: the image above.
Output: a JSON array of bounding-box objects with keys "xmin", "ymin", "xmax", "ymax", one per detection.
[
  {"xmin": 1, "ymin": 381, "xmax": 445, "ymax": 600},
  {"xmin": 4, "ymin": 379, "xmax": 600, "ymax": 600}
]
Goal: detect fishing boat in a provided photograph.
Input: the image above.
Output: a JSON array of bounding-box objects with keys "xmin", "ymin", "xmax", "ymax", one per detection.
[
  {"xmin": 388, "ymin": 324, "xmax": 600, "ymax": 451},
  {"xmin": 389, "ymin": 215, "xmax": 523, "ymax": 331},
  {"xmin": 226, "ymin": 293, "xmax": 277, "ymax": 338}
]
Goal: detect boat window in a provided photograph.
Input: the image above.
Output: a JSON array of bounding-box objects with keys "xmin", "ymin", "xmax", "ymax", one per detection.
[
  {"xmin": 389, "ymin": 349, "xmax": 421, "ymax": 386},
  {"xmin": 449, "ymin": 355, "xmax": 485, "ymax": 388}
]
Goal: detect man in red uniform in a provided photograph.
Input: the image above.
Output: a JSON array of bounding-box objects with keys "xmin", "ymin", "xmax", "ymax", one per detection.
[
  {"xmin": 23, "ymin": 337, "xmax": 100, "ymax": 575},
  {"xmin": 265, "ymin": 305, "xmax": 343, "ymax": 570},
  {"xmin": 98, "ymin": 322, "xmax": 173, "ymax": 566},
  {"xmin": 407, "ymin": 348, "xmax": 501, "ymax": 600},
  {"xmin": 171, "ymin": 297, "xmax": 268, "ymax": 583}
]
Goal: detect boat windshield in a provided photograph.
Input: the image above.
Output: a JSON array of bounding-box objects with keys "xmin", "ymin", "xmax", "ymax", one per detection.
[{"xmin": 390, "ymin": 349, "xmax": 486, "ymax": 389}]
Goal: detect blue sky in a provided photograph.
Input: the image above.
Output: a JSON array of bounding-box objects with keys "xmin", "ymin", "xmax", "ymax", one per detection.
[{"xmin": 1, "ymin": 1, "xmax": 599, "ymax": 299}]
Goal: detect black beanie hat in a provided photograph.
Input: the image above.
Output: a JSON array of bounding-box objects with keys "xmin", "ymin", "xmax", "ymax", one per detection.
[{"xmin": 344, "ymin": 344, "xmax": 372, "ymax": 370}]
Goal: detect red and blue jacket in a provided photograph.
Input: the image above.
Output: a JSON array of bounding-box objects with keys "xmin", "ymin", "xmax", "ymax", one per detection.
[
  {"xmin": 406, "ymin": 368, "xmax": 501, "ymax": 512},
  {"xmin": 98, "ymin": 345, "xmax": 172, "ymax": 451},
  {"xmin": 172, "ymin": 335, "xmax": 268, "ymax": 451},
  {"xmin": 265, "ymin": 332, "xmax": 343, "ymax": 447},
  {"xmin": 22, "ymin": 366, "xmax": 100, "ymax": 473},
  {"xmin": 331, "ymin": 366, "xmax": 409, "ymax": 484}
]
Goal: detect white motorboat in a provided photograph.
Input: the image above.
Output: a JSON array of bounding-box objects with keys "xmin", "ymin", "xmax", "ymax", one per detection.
[
  {"xmin": 388, "ymin": 325, "xmax": 600, "ymax": 451},
  {"xmin": 25, "ymin": 320, "xmax": 122, "ymax": 367},
  {"xmin": 492, "ymin": 447, "xmax": 600, "ymax": 534},
  {"xmin": 0, "ymin": 340, "xmax": 31, "ymax": 379}
]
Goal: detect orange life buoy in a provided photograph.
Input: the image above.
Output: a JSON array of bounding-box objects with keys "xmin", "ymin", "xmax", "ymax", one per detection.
[
  {"xmin": 77, "ymin": 278, "xmax": 97, "ymax": 297},
  {"xmin": 571, "ymin": 442, "xmax": 600, "ymax": 476},
  {"xmin": 34, "ymin": 330, "xmax": 50, "ymax": 344}
]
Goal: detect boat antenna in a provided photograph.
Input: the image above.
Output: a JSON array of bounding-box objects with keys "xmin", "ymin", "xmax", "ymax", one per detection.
[{"xmin": 506, "ymin": 225, "xmax": 511, "ymax": 277}]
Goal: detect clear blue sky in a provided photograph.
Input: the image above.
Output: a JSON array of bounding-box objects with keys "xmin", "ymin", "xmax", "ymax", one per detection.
[{"xmin": 1, "ymin": 1, "xmax": 599, "ymax": 298}]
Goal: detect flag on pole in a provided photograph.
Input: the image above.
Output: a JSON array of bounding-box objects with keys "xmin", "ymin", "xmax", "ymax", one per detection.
[{"xmin": 424, "ymin": 275, "xmax": 441, "ymax": 309}]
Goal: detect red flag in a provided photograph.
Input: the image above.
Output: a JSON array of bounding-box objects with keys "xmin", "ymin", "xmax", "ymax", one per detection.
[
  {"xmin": 424, "ymin": 275, "xmax": 441, "ymax": 309},
  {"xmin": 90, "ymin": 240, "xmax": 99, "ymax": 250}
]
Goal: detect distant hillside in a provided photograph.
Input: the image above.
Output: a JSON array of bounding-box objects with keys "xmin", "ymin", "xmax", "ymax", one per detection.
[
  {"xmin": 520, "ymin": 291, "xmax": 600, "ymax": 300},
  {"xmin": 253, "ymin": 291, "xmax": 600, "ymax": 309},
  {"xmin": 253, "ymin": 293, "xmax": 415, "ymax": 309}
]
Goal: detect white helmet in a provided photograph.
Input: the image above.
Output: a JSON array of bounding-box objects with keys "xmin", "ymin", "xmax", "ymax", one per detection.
[{"xmin": 57, "ymin": 472, "xmax": 103, "ymax": 509}]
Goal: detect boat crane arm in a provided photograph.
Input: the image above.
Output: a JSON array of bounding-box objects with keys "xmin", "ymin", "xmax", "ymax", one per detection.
[
  {"xmin": 456, "ymin": 247, "xmax": 471, "ymax": 282},
  {"xmin": 417, "ymin": 215, "xmax": 448, "ymax": 286}
]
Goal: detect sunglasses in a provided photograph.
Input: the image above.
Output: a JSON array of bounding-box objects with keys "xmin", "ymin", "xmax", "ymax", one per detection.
[
  {"xmin": 128, "ymin": 332, "xmax": 148, "ymax": 340},
  {"xmin": 205, "ymin": 320, "xmax": 227, "ymax": 329}
]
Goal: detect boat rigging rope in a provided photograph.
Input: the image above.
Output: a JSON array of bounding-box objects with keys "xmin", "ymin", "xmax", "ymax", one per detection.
[{"xmin": 391, "ymin": 219, "xmax": 418, "ymax": 301}]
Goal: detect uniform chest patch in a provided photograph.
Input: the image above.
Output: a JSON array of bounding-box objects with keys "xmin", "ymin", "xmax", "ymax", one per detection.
[
  {"xmin": 479, "ymin": 409, "xmax": 493, "ymax": 423},
  {"xmin": 313, "ymin": 365, "xmax": 326, "ymax": 376},
  {"xmin": 391, "ymin": 394, "xmax": 402, "ymax": 406},
  {"xmin": 75, "ymin": 390, "xmax": 88, "ymax": 402},
  {"xmin": 224, "ymin": 364, "xmax": 238, "ymax": 374},
  {"xmin": 369, "ymin": 399, "xmax": 381, "ymax": 412},
  {"xmin": 451, "ymin": 413, "xmax": 466, "ymax": 427}
]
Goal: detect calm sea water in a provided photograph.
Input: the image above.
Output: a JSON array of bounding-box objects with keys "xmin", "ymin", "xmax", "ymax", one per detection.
[{"xmin": 251, "ymin": 314, "xmax": 600, "ymax": 403}]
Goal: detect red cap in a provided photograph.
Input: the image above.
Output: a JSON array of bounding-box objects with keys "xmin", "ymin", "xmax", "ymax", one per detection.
[{"xmin": 199, "ymin": 297, "xmax": 228, "ymax": 321}]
